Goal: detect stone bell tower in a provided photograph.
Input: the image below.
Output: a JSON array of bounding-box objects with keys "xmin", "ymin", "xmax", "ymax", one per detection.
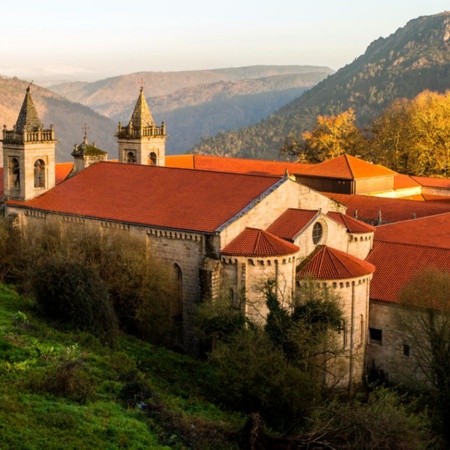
[
  {"xmin": 116, "ymin": 87, "xmax": 166, "ymax": 166},
  {"xmin": 2, "ymin": 86, "xmax": 56, "ymax": 201}
]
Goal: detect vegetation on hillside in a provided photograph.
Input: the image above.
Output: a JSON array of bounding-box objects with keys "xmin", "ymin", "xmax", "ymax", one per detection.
[
  {"xmin": 281, "ymin": 90, "xmax": 450, "ymax": 177},
  {"xmin": 191, "ymin": 12, "xmax": 450, "ymax": 160},
  {"xmin": 0, "ymin": 218, "xmax": 442, "ymax": 448}
]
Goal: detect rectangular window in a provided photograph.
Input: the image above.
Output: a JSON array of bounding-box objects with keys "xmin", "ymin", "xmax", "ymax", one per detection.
[
  {"xmin": 403, "ymin": 344, "xmax": 410, "ymax": 356},
  {"xmin": 369, "ymin": 327, "xmax": 382, "ymax": 345}
]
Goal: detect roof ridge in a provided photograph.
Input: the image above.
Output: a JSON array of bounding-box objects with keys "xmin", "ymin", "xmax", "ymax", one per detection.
[{"xmin": 344, "ymin": 154, "xmax": 355, "ymax": 179}]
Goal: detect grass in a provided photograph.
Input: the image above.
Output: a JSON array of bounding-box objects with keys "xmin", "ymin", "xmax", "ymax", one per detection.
[{"xmin": 0, "ymin": 284, "xmax": 242, "ymax": 449}]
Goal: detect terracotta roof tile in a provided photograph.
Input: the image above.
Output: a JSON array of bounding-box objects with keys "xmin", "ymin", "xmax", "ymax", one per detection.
[
  {"xmin": 7, "ymin": 162, "xmax": 281, "ymax": 233},
  {"xmin": 55, "ymin": 163, "xmax": 74, "ymax": 184},
  {"xmin": 325, "ymin": 193, "xmax": 450, "ymax": 224},
  {"xmin": 167, "ymin": 154, "xmax": 313, "ymax": 177},
  {"xmin": 327, "ymin": 212, "xmax": 376, "ymax": 233},
  {"xmin": 297, "ymin": 245, "xmax": 375, "ymax": 280},
  {"xmin": 221, "ymin": 228, "xmax": 299, "ymax": 257},
  {"xmin": 412, "ymin": 175, "xmax": 450, "ymax": 189},
  {"xmin": 299, "ymin": 154, "xmax": 395, "ymax": 180},
  {"xmin": 367, "ymin": 241, "xmax": 450, "ymax": 303},
  {"xmin": 374, "ymin": 213, "xmax": 450, "ymax": 249},
  {"xmin": 266, "ymin": 209, "xmax": 318, "ymax": 241},
  {"xmin": 393, "ymin": 174, "xmax": 421, "ymax": 190}
]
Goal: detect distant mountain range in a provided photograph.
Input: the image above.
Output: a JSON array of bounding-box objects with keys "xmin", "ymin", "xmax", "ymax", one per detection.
[
  {"xmin": 191, "ymin": 12, "xmax": 450, "ymax": 159},
  {"xmin": 0, "ymin": 77, "xmax": 117, "ymax": 162},
  {"xmin": 48, "ymin": 66, "xmax": 333, "ymax": 156}
]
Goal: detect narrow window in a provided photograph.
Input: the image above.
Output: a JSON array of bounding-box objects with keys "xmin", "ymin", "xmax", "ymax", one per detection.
[
  {"xmin": 34, "ymin": 159, "xmax": 46, "ymax": 188},
  {"xmin": 403, "ymin": 344, "xmax": 410, "ymax": 356},
  {"xmin": 312, "ymin": 222, "xmax": 323, "ymax": 244},
  {"xmin": 173, "ymin": 264, "xmax": 183, "ymax": 317},
  {"xmin": 369, "ymin": 327, "xmax": 382, "ymax": 345},
  {"xmin": 10, "ymin": 158, "xmax": 20, "ymax": 188},
  {"xmin": 149, "ymin": 152, "xmax": 157, "ymax": 166}
]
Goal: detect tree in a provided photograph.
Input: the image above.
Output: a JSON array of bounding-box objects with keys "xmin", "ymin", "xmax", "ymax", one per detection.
[
  {"xmin": 395, "ymin": 267, "xmax": 450, "ymax": 442},
  {"xmin": 281, "ymin": 109, "xmax": 367, "ymax": 163}
]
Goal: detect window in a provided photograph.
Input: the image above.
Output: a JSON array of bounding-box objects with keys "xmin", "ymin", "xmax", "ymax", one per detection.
[
  {"xmin": 126, "ymin": 151, "xmax": 136, "ymax": 164},
  {"xmin": 312, "ymin": 222, "xmax": 323, "ymax": 244},
  {"xmin": 403, "ymin": 344, "xmax": 410, "ymax": 356},
  {"xmin": 149, "ymin": 152, "xmax": 157, "ymax": 166},
  {"xmin": 34, "ymin": 159, "xmax": 46, "ymax": 188},
  {"xmin": 10, "ymin": 158, "xmax": 20, "ymax": 188},
  {"xmin": 369, "ymin": 327, "xmax": 382, "ymax": 345}
]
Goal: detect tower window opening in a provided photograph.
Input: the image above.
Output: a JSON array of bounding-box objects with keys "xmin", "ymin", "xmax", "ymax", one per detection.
[
  {"xmin": 149, "ymin": 152, "xmax": 157, "ymax": 166},
  {"xmin": 10, "ymin": 158, "xmax": 20, "ymax": 189},
  {"xmin": 126, "ymin": 151, "xmax": 136, "ymax": 164},
  {"xmin": 34, "ymin": 159, "xmax": 46, "ymax": 188}
]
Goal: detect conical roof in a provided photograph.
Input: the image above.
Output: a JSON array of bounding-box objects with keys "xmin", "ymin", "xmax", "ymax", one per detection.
[
  {"xmin": 15, "ymin": 87, "xmax": 42, "ymax": 133},
  {"xmin": 221, "ymin": 227, "xmax": 299, "ymax": 257},
  {"xmin": 129, "ymin": 87, "xmax": 154, "ymax": 130},
  {"xmin": 297, "ymin": 245, "xmax": 375, "ymax": 280}
]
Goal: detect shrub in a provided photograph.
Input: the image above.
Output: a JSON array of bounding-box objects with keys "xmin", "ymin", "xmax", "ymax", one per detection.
[{"xmin": 32, "ymin": 258, "xmax": 118, "ymax": 344}]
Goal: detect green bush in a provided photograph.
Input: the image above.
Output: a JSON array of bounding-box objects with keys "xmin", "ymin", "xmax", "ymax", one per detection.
[{"xmin": 32, "ymin": 258, "xmax": 118, "ymax": 344}]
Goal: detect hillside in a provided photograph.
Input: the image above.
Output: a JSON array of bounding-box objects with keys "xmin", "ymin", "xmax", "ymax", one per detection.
[
  {"xmin": 0, "ymin": 284, "xmax": 241, "ymax": 449},
  {"xmin": 191, "ymin": 12, "xmax": 450, "ymax": 159},
  {"xmin": 48, "ymin": 66, "xmax": 333, "ymax": 155},
  {"xmin": 0, "ymin": 77, "xmax": 116, "ymax": 162}
]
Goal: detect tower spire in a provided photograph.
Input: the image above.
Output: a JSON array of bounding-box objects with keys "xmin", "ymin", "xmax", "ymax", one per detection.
[
  {"xmin": 15, "ymin": 84, "xmax": 42, "ymax": 133},
  {"xmin": 129, "ymin": 86, "xmax": 154, "ymax": 131}
]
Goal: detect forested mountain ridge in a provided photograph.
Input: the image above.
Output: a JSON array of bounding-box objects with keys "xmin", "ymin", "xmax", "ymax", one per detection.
[
  {"xmin": 49, "ymin": 66, "xmax": 333, "ymax": 155},
  {"xmin": 191, "ymin": 12, "xmax": 450, "ymax": 160}
]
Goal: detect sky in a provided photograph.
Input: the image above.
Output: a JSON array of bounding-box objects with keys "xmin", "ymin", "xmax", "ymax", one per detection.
[{"xmin": 0, "ymin": 1, "xmax": 448, "ymax": 82}]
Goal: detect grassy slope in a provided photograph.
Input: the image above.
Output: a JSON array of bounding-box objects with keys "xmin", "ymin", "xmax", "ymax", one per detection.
[{"xmin": 0, "ymin": 285, "xmax": 241, "ymax": 449}]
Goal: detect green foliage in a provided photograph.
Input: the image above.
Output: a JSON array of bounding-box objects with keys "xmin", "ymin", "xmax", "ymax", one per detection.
[{"xmin": 32, "ymin": 258, "xmax": 118, "ymax": 344}]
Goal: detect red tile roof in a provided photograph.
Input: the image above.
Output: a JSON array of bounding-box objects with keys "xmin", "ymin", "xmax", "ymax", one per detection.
[
  {"xmin": 327, "ymin": 212, "xmax": 376, "ymax": 233},
  {"xmin": 297, "ymin": 245, "xmax": 375, "ymax": 280},
  {"xmin": 298, "ymin": 154, "xmax": 395, "ymax": 180},
  {"xmin": 221, "ymin": 228, "xmax": 299, "ymax": 257},
  {"xmin": 412, "ymin": 175, "xmax": 450, "ymax": 189},
  {"xmin": 367, "ymin": 241, "xmax": 450, "ymax": 303},
  {"xmin": 266, "ymin": 209, "xmax": 318, "ymax": 241},
  {"xmin": 166, "ymin": 154, "xmax": 313, "ymax": 177},
  {"xmin": 393, "ymin": 174, "xmax": 421, "ymax": 190},
  {"xmin": 55, "ymin": 162, "xmax": 74, "ymax": 184},
  {"xmin": 7, "ymin": 162, "xmax": 281, "ymax": 233},
  {"xmin": 374, "ymin": 213, "xmax": 450, "ymax": 249},
  {"xmin": 325, "ymin": 193, "xmax": 450, "ymax": 223}
]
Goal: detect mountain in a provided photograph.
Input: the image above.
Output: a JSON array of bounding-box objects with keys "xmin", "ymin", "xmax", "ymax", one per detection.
[
  {"xmin": 0, "ymin": 77, "xmax": 116, "ymax": 162},
  {"xmin": 191, "ymin": 12, "xmax": 450, "ymax": 160},
  {"xmin": 48, "ymin": 66, "xmax": 333, "ymax": 155}
]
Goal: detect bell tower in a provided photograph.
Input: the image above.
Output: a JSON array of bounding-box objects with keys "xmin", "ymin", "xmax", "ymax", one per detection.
[
  {"xmin": 116, "ymin": 87, "xmax": 166, "ymax": 166},
  {"xmin": 2, "ymin": 86, "xmax": 56, "ymax": 201}
]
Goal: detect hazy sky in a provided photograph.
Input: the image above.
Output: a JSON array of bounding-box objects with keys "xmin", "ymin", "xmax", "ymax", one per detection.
[{"xmin": 0, "ymin": 1, "xmax": 448, "ymax": 81}]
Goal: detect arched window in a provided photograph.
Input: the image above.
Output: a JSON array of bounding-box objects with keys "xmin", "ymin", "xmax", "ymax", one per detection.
[
  {"xmin": 149, "ymin": 152, "xmax": 157, "ymax": 166},
  {"xmin": 312, "ymin": 222, "xmax": 323, "ymax": 244},
  {"xmin": 173, "ymin": 264, "xmax": 183, "ymax": 317},
  {"xmin": 126, "ymin": 151, "xmax": 136, "ymax": 164},
  {"xmin": 10, "ymin": 158, "xmax": 20, "ymax": 189},
  {"xmin": 34, "ymin": 159, "xmax": 46, "ymax": 188}
]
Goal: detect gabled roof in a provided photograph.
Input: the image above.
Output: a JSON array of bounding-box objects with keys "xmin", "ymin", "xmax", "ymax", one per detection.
[
  {"xmin": 374, "ymin": 213, "xmax": 450, "ymax": 249},
  {"xmin": 221, "ymin": 228, "xmax": 299, "ymax": 257},
  {"xmin": 327, "ymin": 212, "xmax": 375, "ymax": 233},
  {"xmin": 367, "ymin": 241, "xmax": 450, "ymax": 303},
  {"xmin": 266, "ymin": 209, "xmax": 318, "ymax": 241},
  {"xmin": 15, "ymin": 87, "xmax": 42, "ymax": 133},
  {"xmin": 7, "ymin": 162, "xmax": 282, "ymax": 233},
  {"xmin": 129, "ymin": 87, "xmax": 154, "ymax": 129},
  {"xmin": 297, "ymin": 245, "xmax": 375, "ymax": 280},
  {"xmin": 325, "ymin": 193, "xmax": 450, "ymax": 224},
  {"xmin": 298, "ymin": 154, "xmax": 395, "ymax": 180},
  {"xmin": 166, "ymin": 154, "xmax": 313, "ymax": 177}
]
